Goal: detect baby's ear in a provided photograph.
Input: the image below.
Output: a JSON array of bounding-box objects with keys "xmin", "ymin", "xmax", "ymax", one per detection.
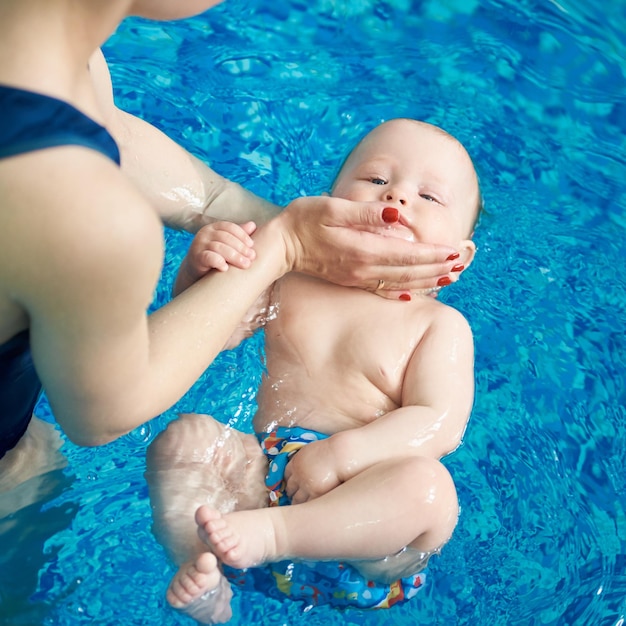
[{"xmin": 458, "ymin": 239, "xmax": 477, "ymax": 271}]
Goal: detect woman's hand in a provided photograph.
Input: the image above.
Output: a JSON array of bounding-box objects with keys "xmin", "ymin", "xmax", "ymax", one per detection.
[{"xmin": 276, "ymin": 196, "xmax": 461, "ymax": 298}]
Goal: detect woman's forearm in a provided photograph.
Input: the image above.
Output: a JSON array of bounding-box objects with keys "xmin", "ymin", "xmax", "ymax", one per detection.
[
  {"xmin": 145, "ymin": 220, "xmax": 289, "ymax": 409},
  {"xmin": 113, "ymin": 108, "xmax": 279, "ymax": 233}
]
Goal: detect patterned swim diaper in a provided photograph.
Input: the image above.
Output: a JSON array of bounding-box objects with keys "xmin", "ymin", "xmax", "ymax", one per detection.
[{"xmin": 248, "ymin": 426, "xmax": 426, "ymax": 610}]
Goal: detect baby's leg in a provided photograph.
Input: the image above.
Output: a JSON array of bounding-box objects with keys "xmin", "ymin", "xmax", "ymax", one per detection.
[
  {"xmin": 145, "ymin": 413, "xmax": 267, "ymax": 623},
  {"xmin": 166, "ymin": 552, "xmax": 233, "ymax": 625},
  {"xmin": 146, "ymin": 413, "xmax": 268, "ymax": 562},
  {"xmin": 350, "ymin": 547, "xmax": 433, "ymax": 584},
  {"xmin": 196, "ymin": 456, "xmax": 458, "ymax": 571}
]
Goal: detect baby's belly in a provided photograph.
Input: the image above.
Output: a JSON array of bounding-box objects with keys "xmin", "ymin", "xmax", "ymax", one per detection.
[{"xmin": 253, "ymin": 374, "xmax": 396, "ymax": 435}]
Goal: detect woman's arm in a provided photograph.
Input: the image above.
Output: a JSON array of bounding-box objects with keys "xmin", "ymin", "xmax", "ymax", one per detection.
[
  {"xmin": 90, "ymin": 49, "xmax": 280, "ymax": 233},
  {"xmin": 112, "ymin": 109, "xmax": 280, "ymax": 232},
  {"xmin": 12, "ymin": 148, "xmax": 287, "ymax": 447},
  {"xmin": 173, "ymin": 220, "xmax": 274, "ymax": 351}
]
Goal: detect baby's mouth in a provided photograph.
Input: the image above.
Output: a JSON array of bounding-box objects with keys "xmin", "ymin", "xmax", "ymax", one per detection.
[
  {"xmin": 381, "ymin": 224, "xmax": 417, "ymax": 242},
  {"xmin": 356, "ymin": 223, "xmax": 417, "ymax": 242}
]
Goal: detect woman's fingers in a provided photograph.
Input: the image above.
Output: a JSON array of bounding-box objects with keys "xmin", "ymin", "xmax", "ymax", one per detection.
[{"xmin": 280, "ymin": 196, "xmax": 461, "ymax": 292}]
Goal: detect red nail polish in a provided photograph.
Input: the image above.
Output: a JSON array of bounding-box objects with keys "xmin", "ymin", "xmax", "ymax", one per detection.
[
  {"xmin": 437, "ymin": 276, "xmax": 452, "ymax": 287},
  {"xmin": 399, "ymin": 293, "xmax": 412, "ymax": 301},
  {"xmin": 451, "ymin": 264, "xmax": 464, "ymax": 272},
  {"xmin": 446, "ymin": 252, "xmax": 460, "ymax": 261},
  {"xmin": 382, "ymin": 207, "xmax": 399, "ymax": 223}
]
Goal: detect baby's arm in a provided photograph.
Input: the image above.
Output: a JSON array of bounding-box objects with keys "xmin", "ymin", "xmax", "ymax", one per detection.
[
  {"xmin": 284, "ymin": 305, "xmax": 474, "ymax": 502},
  {"xmin": 173, "ymin": 221, "xmax": 273, "ymax": 350},
  {"xmin": 335, "ymin": 305, "xmax": 474, "ymax": 470}
]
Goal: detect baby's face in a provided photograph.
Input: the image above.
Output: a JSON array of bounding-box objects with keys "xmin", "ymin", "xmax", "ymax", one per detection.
[{"xmin": 332, "ymin": 119, "xmax": 479, "ymax": 249}]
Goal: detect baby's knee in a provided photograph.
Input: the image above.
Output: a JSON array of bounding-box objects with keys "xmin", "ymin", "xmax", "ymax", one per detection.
[
  {"xmin": 354, "ymin": 546, "xmax": 432, "ymax": 583},
  {"xmin": 147, "ymin": 413, "xmax": 226, "ymax": 469},
  {"xmin": 402, "ymin": 457, "xmax": 459, "ymax": 552},
  {"xmin": 398, "ymin": 456, "xmax": 456, "ymax": 497}
]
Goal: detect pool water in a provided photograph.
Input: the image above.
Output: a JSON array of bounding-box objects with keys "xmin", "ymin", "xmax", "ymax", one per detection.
[{"xmin": 2, "ymin": 1, "xmax": 625, "ymax": 624}]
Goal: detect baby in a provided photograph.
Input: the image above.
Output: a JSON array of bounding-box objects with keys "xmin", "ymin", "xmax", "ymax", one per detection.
[{"xmin": 146, "ymin": 118, "xmax": 481, "ymax": 623}]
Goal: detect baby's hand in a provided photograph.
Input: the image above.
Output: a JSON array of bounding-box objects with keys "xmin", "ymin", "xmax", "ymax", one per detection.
[
  {"xmin": 174, "ymin": 221, "xmax": 257, "ymax": 295},
  {"xmin": 283, "ymin": 439, "xmax": 341, "ymax": 504},
  {"xmin": 189, "ymin": 221, "xmax": 257, "ymax": 273}
]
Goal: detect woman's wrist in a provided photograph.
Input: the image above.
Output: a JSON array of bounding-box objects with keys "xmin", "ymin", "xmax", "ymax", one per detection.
[
  {"xmin": 253, "ymin": 213, "xmax": 295, "ymax": 279},
  {"xmin": 264, "ymin": 210, "xmax": 300, "ymax": 275}
]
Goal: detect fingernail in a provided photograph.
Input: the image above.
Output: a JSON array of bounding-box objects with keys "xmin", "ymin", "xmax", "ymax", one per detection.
[
  {"xmin": 451, "ymin": 264, "xmax": 464, "ymax": 272},
  {"xmin": 399, "ymin": 293, "xmax": 412, "ymax": 301},
  {"xmin": 437, "ymin": 276, "xmax": 452, "ymax": 287},
  {"xmin": 446, "ymin": 252, "xmax": 460, "ymax": 261},
  {"xmin": 382, "ymin": 207, "xmax": 399, "ymax": 223}
]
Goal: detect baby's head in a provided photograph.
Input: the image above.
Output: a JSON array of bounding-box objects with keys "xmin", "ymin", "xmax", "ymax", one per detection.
[{"xmin": 332, "ymin": 118, "xmax": 481, "ymax": 270}]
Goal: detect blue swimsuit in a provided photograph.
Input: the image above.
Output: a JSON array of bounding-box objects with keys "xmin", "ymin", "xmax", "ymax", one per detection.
[{"xmin": 0, "ymin": 85, "xmax": 121, "ymax": 458}]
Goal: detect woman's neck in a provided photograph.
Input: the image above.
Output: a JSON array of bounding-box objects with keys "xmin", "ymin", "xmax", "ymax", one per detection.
[{"xmin": 0, "ymin": 0, "xmax": 131, "ymax": 106}]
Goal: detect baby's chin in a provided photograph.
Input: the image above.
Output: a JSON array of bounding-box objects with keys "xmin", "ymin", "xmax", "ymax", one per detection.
[{"xmin": 355, "ymin": 225, "xmax": 417, "ymax": 242}]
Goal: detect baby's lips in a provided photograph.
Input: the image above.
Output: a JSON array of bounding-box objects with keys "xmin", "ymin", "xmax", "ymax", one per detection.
[{"xmin": 360, "ymin": 224, "xmax": 415, "ymax": 241}]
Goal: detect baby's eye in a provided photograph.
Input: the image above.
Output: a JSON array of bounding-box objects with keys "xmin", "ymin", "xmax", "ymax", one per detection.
[
  {"xmin": 370, "ymin": 177, "xmax": 387, "ymax": 185},
  {"xmin": 420, "ymin": 193, "xmax": 440, "ymax": 204}
]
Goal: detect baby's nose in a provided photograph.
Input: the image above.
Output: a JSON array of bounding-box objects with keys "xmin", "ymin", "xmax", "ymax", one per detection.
[{"xmin": 384, "ymin": 187, "xmax": 407, "ymax": 206}]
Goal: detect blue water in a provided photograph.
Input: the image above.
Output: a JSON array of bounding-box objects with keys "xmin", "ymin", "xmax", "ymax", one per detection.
[{"xmin": 2, "ymin": 1, "xmax": 625, "ymax": 624}]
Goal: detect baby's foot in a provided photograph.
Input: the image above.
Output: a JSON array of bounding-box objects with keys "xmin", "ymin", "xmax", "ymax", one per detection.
[
  {"xmin": 195, "ymin": 504, "xmax": 280, "ymax": 570},
  {"xmin": 167, "ymin": 552, "xmax": 233, "ymax": 624}
]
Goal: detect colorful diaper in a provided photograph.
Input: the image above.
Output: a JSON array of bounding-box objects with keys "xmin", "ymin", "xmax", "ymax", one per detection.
[{"xmin": 249, "ymin": 426, "xmax": 426, "ymax": 610}]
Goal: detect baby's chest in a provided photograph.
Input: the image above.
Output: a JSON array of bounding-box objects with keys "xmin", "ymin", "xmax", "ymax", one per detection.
[{"xmin": 268, "ymin": 279, "xmax": 424, "ymax": 382}]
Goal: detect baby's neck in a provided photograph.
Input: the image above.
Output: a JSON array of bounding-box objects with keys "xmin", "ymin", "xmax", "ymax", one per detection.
[{"xmin": 413, "ymin": 286, "xmax": 442, "ymax": 298}]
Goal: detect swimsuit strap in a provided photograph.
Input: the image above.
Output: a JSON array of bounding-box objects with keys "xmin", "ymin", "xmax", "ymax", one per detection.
[{"xmin": 0, "ymin": 85, "xmax": 120, "ymax": 164}]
